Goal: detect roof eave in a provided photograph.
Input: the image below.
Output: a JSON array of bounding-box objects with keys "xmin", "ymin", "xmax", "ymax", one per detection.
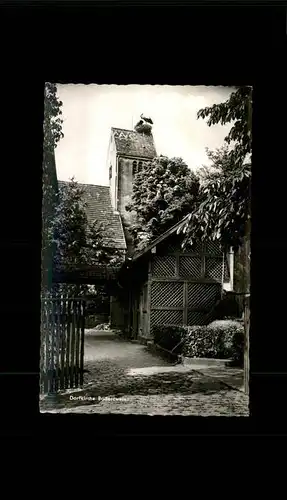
[
  {"xmin": 132, "ymin": 214, "xmax": 190, "ymax": 262},
  {"xmin": 115, "ymin": 152, "xmax": 155, "ymax": 160}
]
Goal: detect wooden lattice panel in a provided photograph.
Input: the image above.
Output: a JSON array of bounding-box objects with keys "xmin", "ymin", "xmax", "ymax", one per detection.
[
  {"xmin": 187, "ymin": 310, "xmax": 207, "ymax": 326},
  {"xmin": 151, "ymin": 309, "xmax": 183, "ymax": 333},
  {"xmin": 179, "ymin": 256, "xmax": 202, "ymax": 278},
  {"xmin": 152, "ymin": 255, "xmax": 176, "ymax": 277},
  {"xmin": 205, "ymin": 257, "xmax": 223, "ymax": 281},
  {"xmin": 187, "ymin": 282, "xmax": 221, "ymax": 309},
  {"xmin": 186, "ymin": 240, "xmax": 204, "ymax": 254},
  {"xmin": 151, "ymin": 281, "xmax": 184, "ymax": 307},
  {"xmin": 205, "ymin": 240, "xmax": 221, "ymax": 255}
]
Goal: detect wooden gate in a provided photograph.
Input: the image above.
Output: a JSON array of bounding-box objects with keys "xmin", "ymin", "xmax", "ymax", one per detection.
[{"xmin": 40, "ymin": 296, "xmax": 85, "ymax": 394}]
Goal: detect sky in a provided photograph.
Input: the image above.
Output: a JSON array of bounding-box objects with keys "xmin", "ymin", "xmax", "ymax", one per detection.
[{"xmin": 55, "ymin": 85, "xmax": 234, "ymax": 186}]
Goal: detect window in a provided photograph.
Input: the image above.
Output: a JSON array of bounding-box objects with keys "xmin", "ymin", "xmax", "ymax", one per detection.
[
  {"xmin": 138, "ymin": 161, "xmax": 143, "ymax": 173},
  {"xmin": 132, "ymin": 161, "xmax": 137, "ymax": 175},
  {"xmin": 109, "ymin": 165, "xmax": 112, "ymax": 180}
]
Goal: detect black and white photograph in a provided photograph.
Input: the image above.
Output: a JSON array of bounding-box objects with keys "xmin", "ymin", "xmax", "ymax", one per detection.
[{"xmin": 40, "ymin": 84, "xmax": 251, "ymax": 416}]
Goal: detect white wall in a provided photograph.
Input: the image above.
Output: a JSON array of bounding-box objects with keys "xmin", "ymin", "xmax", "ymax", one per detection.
[{"xmin": 106, "ymin": 133, "xmax": 117, "ymax": 209}]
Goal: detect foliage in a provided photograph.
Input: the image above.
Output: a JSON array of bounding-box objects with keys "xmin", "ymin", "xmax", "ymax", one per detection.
[
  {"xmin": 182, "ymin": 323, "xmax": 244, "ymax": 365},
  {"xmin": 42, "ymin": 83, "xmax": 64, "ymax": 292},
  {"xmin": 197, "ymin": 86, "xmax": 252, "ymax": 165},
  {"xmin": 126, "ymin": 156, "xmax": 200, "ymax": 250},
  {"xmin": 41, "ymin": 85, "xmax": 123, "ymax": 296},
  {"xmin": 49, "ymin": 179, "xmax": 124, "ymax": 296},
  {"xmin": 85, "ymin": 286, "xmax": 110, "ymax": 314},
  {"xmin": 153, "ymin": 325, "xmax": 187, "ymax": 354},
  {"xmin": 178, "ymin": 86, "xmax": 252, "ymax": 252},
  {"xmin": 197, "ymin": 145, "xmax": 240, "ymax": 183},
  {"xmin": 180, "ymin": 85, "xmax": 252, "ymax": 377},
  {"xmin": 180, "ymin": 148, "xmax": 251, "ymax": 251},
  {"xmin": 43, "ymin": 82, "xmax": 64, "ymax": 155},
  {"xmin": 153, "ymin": 321, "xmax": 244, "ymax": 364},
  {"xmin": 42, "ymin": 83, "xmax": 64, "ymax": 227}
]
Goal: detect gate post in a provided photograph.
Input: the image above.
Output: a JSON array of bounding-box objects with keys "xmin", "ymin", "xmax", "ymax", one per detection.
[{"xmin": 244, "ymin": 293, "xmax": 250, "ymax": 395}]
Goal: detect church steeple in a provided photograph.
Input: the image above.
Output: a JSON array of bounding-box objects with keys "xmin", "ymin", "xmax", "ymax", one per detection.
[{"xmin": 106, "ymin": 121, "xmax": 156, "ymax": 253}]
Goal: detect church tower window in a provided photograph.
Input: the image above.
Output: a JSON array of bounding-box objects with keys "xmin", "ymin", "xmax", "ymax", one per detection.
[
  {"xmin": 109, "ymin": 165, "xmax": 112, "ymax": 180},
  {"xmin": 138, "ymin": 161, "xmax": 143, "ymax": 173}
]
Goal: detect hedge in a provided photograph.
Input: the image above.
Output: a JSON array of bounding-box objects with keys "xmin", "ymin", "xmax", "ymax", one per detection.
[
  {"xmin": 153, "ymin": 321, "xmax": 244, "ymax": 365},
  {"xmin": 182, "ymin": 324, "xmax": 244, "ymax": 364},
  {"xmin": 153, "ymin": 325, "xmax": 187, "ymax": 354}
]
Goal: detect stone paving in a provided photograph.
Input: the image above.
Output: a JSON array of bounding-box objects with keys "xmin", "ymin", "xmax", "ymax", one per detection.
[{"xmin": 40, "ymin": 330, "xmax": 249, "ymax": 416}]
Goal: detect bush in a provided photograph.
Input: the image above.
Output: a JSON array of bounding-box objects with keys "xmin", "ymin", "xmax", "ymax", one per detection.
[
  {"xmin": 153, "ymin": 325, "xmax": 187, "ymax": 354},
  {"xmin": 153, "ymin": 321, "xmax": 244, "ymax": 365},
  {"xmin": 182, "ymin": 322, "xmax": 244, "ymax": 365}
]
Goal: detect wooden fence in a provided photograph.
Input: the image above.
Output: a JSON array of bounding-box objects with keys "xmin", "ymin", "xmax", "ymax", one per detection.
[{"xmin": 40, "ymin": 296, "xmax": 85, "ymax": 394}]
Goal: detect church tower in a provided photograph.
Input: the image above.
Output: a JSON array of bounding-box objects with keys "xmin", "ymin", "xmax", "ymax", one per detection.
[{"xmin": 106, "ymin": 115, "xmax": 157, "ymax": 252}]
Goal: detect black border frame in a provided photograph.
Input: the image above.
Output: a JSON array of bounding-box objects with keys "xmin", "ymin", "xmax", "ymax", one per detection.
[{"xmin": 1, "ymin": 1, "xmax": 287, "ymax": 438}]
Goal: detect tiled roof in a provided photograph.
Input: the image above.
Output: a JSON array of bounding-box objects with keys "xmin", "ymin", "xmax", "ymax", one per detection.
[
  {"xmin": 58, "ymin": 181, "xmax": 127, "ymax": 250},
  {"xmin": 112, "ymin": 127, "xmax": 156, "ymax": 158},
  {"xmin": 53, "ymin": 264, "xmax": 122, "ymax": 283}
]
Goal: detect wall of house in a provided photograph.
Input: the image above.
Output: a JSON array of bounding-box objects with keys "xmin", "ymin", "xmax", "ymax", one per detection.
[
  {"xmin": 223, "ymin": 249, "xmax": 234, "ymax": 291},
  {"xmin": 117, "ymin": 157, "xmax": 135, "ymax": 226},
  {"xmin": 135, "ymin": 237, "xmax": 233, "ymax": 340},
  {"xmin": 106, "ymin": 135, "xmax": 118, "ymax": 210}
]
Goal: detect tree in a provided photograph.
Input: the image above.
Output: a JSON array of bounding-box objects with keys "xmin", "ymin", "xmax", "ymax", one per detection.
[
  {"xmin": 41, "ymin": 84, "xmax": 122, "ymax": 300},
  {"xmin": 50, "ymin": 179, "xmax": 123, "ymax": 297},
  {"xmin": 43, "ymin": 82, "xmax": 64, "ymax": 155},
  {"xmin": 197, "ymin": 145, "xmax": 240, "ymax": 183},
  {"xmin": 179, "ymin": 86, "xmax": 252, "ymax": 252},
  {"xmin": 180, "ymin": 146, "xmax": 251, "ymax": 252},
  {"xmin": 42, "ymin": 83, "xmax": 64, "ymax": 292},
  {"xmin": 179, "ymin": 86, "xmax": 252, "ymax": 395},
  {"xmin": 126, "ymin": 156, "xmax": 200, "ymax": 250},
  {"xmin": 197, "ymin": 86, "xmax": 252, "ymax": 165}
]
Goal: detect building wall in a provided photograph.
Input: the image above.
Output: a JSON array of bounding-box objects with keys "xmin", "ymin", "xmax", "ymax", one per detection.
[
  {"xmin": 117, "ymin": 157, "xmax": 135, "ymax": 226},
  {"xmin": 106, "ymin": 135, "xmax": 118, "ymax": 210},
  {"xmin": 106, "ymin": 132, "xmax": 155, "ymax": 321},
  {"xmin": 135, "ymin": 238, "xmax": 233, "ymax": 340},
  {"xmin": 107, "ymin": 131, "xmax": 152, "ymax": 220}
]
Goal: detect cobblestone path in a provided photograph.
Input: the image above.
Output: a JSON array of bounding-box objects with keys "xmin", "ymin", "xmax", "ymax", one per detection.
[{"xmin": 40, "ymin": 330, "xmax": 249, "ymax": 416}]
